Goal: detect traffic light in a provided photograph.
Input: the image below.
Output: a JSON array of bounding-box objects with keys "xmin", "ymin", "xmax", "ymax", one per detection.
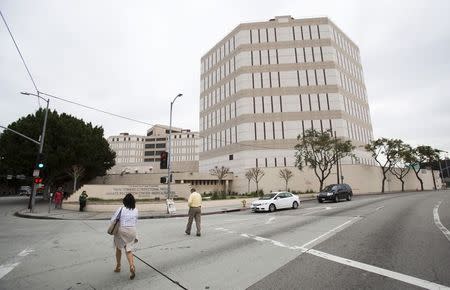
[
  {"xmin": 35, "ymin": 153, "xmax": 45, "ymax": 170},
  {"xmin": 34, "ymin": 177, "xmax": 43, "ymax": 184},
  {"xmin": 160, "ymin": 151, "xmax": 168, "ymax": 169}
]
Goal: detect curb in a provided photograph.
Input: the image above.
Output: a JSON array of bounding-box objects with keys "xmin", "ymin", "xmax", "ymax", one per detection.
[{"xmin": 14, "ymin": 207, "xmax": 251, "ymax": 221}]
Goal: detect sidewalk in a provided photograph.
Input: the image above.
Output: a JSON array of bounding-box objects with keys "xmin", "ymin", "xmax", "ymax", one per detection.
[{"xmin": 15, "ymin": 195, "xmax": 317, "ymax": 220}]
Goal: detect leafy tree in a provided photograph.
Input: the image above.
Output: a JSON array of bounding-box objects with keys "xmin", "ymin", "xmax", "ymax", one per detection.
[
  {"xmin": 0, "ymin": 109, "xmax": 115, "ymax": 190},
  {"xmin": 295, "ymin": 129, "xmax": 355, "ymax": 192},
  {"xmin": 279, "ymin": 168, "xmax": 293, "ymax": 191},
  {"xmin": 244, "ymin": 170, "xmax": 253, "ymax": 194},
  {"xmin": 209, "ymin": 166, "xmax": 230, "ymax": 194},
  {"xmin": 389, "ymin": 142, "xmax": 414, "ymax": 192},
  {"xmin": 249, "ymin": 167, "xmax": 265, "ymax": 193},
  {"xmin": 365, "ymin": 138, "xmax": 403, "ymax": 193},
  {"xmin": 414, "ymin": 145, "xmax": 442, "ymax": 190}
]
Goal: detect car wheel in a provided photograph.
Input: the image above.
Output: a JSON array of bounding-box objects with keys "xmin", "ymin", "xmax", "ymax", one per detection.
[
  {"xmin": 292, "ymin": 201, "xmax": 299, "ymax": 209},
  {"xmin": 333, "ymin": 195, "xmax": 338, "ymax": 203},
  {"xmin": 318, "ymin": 198, "xmax": 323, "ymax": 203},
  {"xmin": 346, "ymin": 193, "xmax": 352, "ymax": 201},
  {"xmin": 269, "ymin": 204, "xmax": 276, "ymax": 212}
]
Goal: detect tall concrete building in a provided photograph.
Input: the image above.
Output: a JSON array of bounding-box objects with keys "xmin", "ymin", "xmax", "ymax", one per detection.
[
  {"xmin": 108, "ymin": 133, "xmax": 146, "ymax": 164},
  {"xmin": 199, "ymin": 15, "xmax": 374, "ymax": 179},
  {"xmin": 107, "ymin": 125, "xmax": 199, "ymax": 174},
  {"xmin": 145, "ymin": 124, "xmax": 199, "ymax": 172}
]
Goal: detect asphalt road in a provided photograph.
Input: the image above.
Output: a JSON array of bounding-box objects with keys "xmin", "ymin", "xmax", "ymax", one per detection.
[{"xmin": 0, "ymin": 191, "xmax": 449, "ymax": 290}]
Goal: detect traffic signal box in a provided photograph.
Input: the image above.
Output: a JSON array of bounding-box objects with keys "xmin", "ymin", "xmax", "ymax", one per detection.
[
  {"xmin": 35, "ymin": 153, "xmax": 45, "ymax": 170},
  {"xmin": 160, "ymin": 151, "xmax": 168, "ymax": 169},
  {"xmin": 34, "ymin": 177, "xmax": 43, "ymax": 184}
]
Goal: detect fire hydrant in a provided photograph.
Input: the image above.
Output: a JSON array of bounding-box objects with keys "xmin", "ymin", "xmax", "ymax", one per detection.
[{"xmin": 241, "ymin": 199, "xmax": 247, "ymax": 208}]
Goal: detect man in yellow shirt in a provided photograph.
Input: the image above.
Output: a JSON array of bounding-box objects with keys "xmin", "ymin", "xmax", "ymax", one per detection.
[{"xmin": 185, "ymin": 188, "xmax": 202, "ymax": 236}]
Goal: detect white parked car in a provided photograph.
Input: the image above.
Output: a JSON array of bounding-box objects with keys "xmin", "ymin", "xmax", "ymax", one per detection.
[{"xmin": 251, "ymin": 192, "xmax": 300, "ymax": 212}]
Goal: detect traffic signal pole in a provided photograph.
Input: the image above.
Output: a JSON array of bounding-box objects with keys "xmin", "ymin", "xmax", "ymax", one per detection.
[{"xmin": 28, "ymin": 93, "xmax": 49, "ymax": 212}]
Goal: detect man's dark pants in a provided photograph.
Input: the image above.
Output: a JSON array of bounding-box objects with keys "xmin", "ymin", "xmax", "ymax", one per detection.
[{"xmin": 185, "ymin": 207, "xmax": 201, "ymax": 235}]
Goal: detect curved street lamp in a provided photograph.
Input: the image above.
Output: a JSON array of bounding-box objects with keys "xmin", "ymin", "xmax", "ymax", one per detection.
[{"xmin": 167, "ymin": 93, "xmax": 182, "ymax": 213}]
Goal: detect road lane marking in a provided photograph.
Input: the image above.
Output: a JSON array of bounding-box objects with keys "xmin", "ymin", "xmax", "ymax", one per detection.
[
  {"xmin": 433, "ymin": 201, "xmax": 450, "ymax": 242},
  {"xmin": 0, "ymin": 263, "xmax": 20, "ymax": 279},
  {"xmin": 302, "ymin": 206, "xmax": 334, "ymax": 216},
  {"xmin": 265, "ymin": 217, "xmax": 276, "ymax": 224},
  {"xmin": 216, "ymin": 220, "xmax": 450, "ymax": 289},
  {"xmin": 306, "ymin": 249, "xmax": 450, "ymax": 290},
  {"xmin": 0, "ymin": 248, "xmax": 34, "ymax": 280},
  {"xmin": 296, "ymin": 216, "xmax": 360, "ymax": 249},
  {"xmin": 375, "ymin": 206, "xmax": 384, "ymax": 211}
]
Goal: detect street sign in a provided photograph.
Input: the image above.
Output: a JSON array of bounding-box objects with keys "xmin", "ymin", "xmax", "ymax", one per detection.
[{"xmin": 33, "ymin": 170, "xmax": 40, "ymax": 177}]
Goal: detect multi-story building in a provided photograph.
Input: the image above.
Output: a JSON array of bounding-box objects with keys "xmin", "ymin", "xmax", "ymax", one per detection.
[
  {"xmin": 107, "ymin": 133, "xmax": 146, "ymax": 174},
  {"xmin": 107, "ymin": 125, "xmax": 199, "ymax": 174},
  {"xmin": 108, "ymin": 133, "xmax": 146, "ymax": 164},
  {"xmin": 171, "ymin": 129, "xmax": 200, "ymax": 172},
  {"xmin": 199, "ymin": 15, "xmax": 375, "ymax": 190}
]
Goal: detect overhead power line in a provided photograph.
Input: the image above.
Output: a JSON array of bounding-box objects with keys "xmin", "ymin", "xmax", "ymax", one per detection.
[
  {"xmin": 38, "ymin": 91, "xmax": 284, "ymax": 150},
  {"xmin": 0, "ymin": 10, "xmax": 39, "ymax": 98},
  {"xmin": 38, "ymin": 91, "xmax": 154, "ymax": 126}
]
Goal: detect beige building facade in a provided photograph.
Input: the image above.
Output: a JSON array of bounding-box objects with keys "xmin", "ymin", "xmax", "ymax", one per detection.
[
  {"xmin": 199, "ymin": 15, "xmax": 374, "ymax": 177},
  {"xmin": 107, "ymin": 125, "xmax": 199, "ymax": 175}
]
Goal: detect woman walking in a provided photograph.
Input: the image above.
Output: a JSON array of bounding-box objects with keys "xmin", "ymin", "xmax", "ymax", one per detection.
[{"xmin": 111, "ymin": 193, "xmax": 138, "ymax": 279}]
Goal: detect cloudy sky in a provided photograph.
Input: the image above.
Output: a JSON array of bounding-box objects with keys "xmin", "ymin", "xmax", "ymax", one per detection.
[{"xmin": 1, "ymin": 0, "xmax": 449, "ymax": 154}]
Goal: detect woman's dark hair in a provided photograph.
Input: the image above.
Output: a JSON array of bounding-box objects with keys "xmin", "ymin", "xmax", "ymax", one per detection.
[{"xmin": 122, "ymin": 193, "xmax": 136, "ymax": 209}]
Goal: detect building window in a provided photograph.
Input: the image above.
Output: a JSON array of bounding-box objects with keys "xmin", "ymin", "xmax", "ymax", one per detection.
[{"xmin": 229, "ymin": 154, "xmax": 233, "ymax": 160}]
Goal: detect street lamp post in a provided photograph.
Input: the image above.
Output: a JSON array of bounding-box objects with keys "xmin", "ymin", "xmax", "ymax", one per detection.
[
  {"xmin": 21, "ymin": 91, "xmax": 50, "ymax": 212},
  {"xmin": 167, "ymin": 93, "xmax": 182, "ymax": 213}
]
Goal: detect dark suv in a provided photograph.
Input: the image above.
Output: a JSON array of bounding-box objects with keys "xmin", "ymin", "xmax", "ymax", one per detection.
[{"xmin": 317, "ymin": 184, "xmax": 353, "ymax": 203}]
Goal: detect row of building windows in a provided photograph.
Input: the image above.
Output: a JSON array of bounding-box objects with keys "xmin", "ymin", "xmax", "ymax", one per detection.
[
  {"xmin": 201, "ymin": 46, "xmax": 337, "ymax": 93},
  {"xmin": 252, "ymin": 155, "xmax": 375, "ymax": 169},
  {"xmin": 145, "ymin": 137, "xmax": 167, "ymax": 142},
  {"xmin": 173, "ymin": 155, "xmax": 197, "ymax": 162},
  {"xmin": 145, "ymin": 143, "xmax": 166, "ymax": 149},
  {"xmin": 144, "ymin": 150, "xmax": 165, "ymax": 156},
  {"xmin": 339, "ymin": 71, "xmax": 367, "ymax": 102},
  {"xmin": 201, "ymin": 92, "xmax": 370, "ymax": 132},
  {"xmin": 344, "ymin": 96, "xmax": 371, "ymax": 124},
  {"xmin": 110, "ymin": 137, "xmax": 145, "ymax": 142},
  {"xmin": 174, "ymin": 134, "xmax": 196, "ymax": 139},
  {"xmin": 336, "ymin": 49, "xmax": 363, "ymax": 84},
  {"xmin": 202, "ymin": 119, "xmax": 372, "ymax": 152},
  {"xmin": 110, "ymin": 143, "xmax": 145, "ymax": 149},
  {"xmin": 201, "ymin": 24, "xmax": 334, "ymax": 75},
  {"xmin": 330, "ymin": 26, "xmax": 360, "ymax": 64},
  {"xmin": 115, "ymin": 157, "xmax": 143, "ymax": 163},
  {"xmin": 190, "ymin": 180, "xmax": 224, "ymax": 186},
  {"xmin": 201, "ymin": 68, "xmax": 340, "ymax": 112},
  {"xmin": 144, "ymin": 158, "xmax": 161, "ymax": 162}
]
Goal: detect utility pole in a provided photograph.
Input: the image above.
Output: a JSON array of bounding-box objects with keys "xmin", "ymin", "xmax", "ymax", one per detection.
[{"xmin": 21, "ymin": 92, "xmax": 50, "ymax": 212}]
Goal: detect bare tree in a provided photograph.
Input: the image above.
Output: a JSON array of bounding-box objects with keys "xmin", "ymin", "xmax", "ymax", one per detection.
[
  {"xmin": 209, "ymin": 166, "xmax": 230, "ymax": 194},
  {"xmin": 245, "ymin": 170, "xmax": 253, "ymax": 194},
  {"xmin": 279, "ymin": 169, "xmax": 293, "ymax": 191},
  {"xmin": 66, "ymin": 165, "xmax": 85, "ymax": 193},
  {"xmin": 250, "ymin": 167, "xmax": 265, "ymax": 193}
]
